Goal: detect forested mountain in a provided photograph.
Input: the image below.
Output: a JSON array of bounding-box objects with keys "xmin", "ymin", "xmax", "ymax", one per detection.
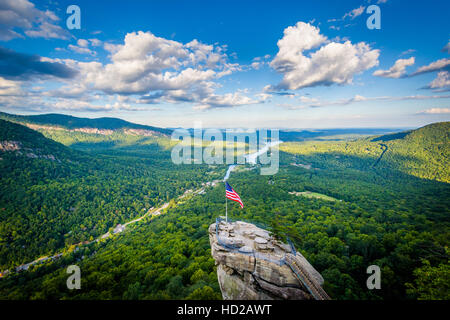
[
  {"xmin": 279, "ymin": 128, "xmax": 404, "ymax": 142},
  {"xmin": 376, "ymin": 122, "xmax": 449, "ymax": 182},
  {"xmin": 0, "ymin": 115, "xmax": 448, "ymax": 300},
  {"xmin": 280, "ymin": 122, "xmax": 450, "ymax": 183},
  {"xmin": 0, "ymin": 111, "xmax": 172, "ymax": 135},
  {"xmin": 0, "ymin": 119, "xmax": 73, "ymax": 158},
  {"xmin": 0, "ymin": 118, "xmax": 221, "ymax": 271}
]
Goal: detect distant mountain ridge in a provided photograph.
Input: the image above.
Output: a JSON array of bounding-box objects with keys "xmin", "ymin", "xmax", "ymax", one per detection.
[
  {"xmin": 0, "ymin": 111, "xmax": 172, "ymax": 136},
  {"xmin": 376, "ymin": 121, "xmax": 449, "ymax": 142},
  {"xmin": 281, "ymin": 121, "xmax": 450, "ymax": 183}
]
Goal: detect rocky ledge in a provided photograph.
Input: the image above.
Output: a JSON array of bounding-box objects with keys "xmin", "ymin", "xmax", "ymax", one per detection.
[{"xmin": 209, "ymin": 219, "xmax": 326, "ymax": 300}]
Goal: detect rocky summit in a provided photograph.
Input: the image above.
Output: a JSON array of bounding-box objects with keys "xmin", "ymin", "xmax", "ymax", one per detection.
[{"xmin": 209, "ymin": 219, "xmax": 328, "ymax": 300}]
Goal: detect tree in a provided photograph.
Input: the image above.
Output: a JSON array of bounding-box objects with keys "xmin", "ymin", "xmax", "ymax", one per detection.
[{"xmin": 406, "ymin": 259, "xmax": 450, "ymax": 300}]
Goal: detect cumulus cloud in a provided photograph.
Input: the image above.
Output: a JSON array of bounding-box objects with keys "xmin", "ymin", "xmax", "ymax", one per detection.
[
  {"xmin": 269, "ymin": 22, "xmax": 379, "ymax": 90},
  {"xmin": 373, "ymin": 57, "xmax": 415, "ymax": 78},
  {"xmin": 68, "ymin": 31, "xmax": 238, "ymax": 97},
  {"xmin": 0, "ymin": 46, "xmax": 77, "ymax": 80},
  {"xmin": 5, "ymin": 31, "xmax": 255, "ymax": 112},
  {"xmin": 0, "ymin": 0, "xmax": 69, "ymax": 40}
]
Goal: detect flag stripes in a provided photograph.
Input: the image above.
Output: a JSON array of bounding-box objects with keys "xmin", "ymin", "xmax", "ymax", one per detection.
[{"xmin": 225, "ymin": 182, "xmax": 244, "ymax": 208}]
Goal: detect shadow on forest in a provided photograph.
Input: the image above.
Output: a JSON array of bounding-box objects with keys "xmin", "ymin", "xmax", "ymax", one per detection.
[
  {"xmin": 276, "ymin": 149, "xmax": 450, "ymax": 223},
  {"xmin": 279, "ymin": 149, "xmax": 450, "ymax": 190},
  {"xmin": 371, "ymin": 131, "xmax": 411, "ymax": 142},
  {"xmin": 69, "ymin": 138, "xmax": 169, "ymax": 154}
]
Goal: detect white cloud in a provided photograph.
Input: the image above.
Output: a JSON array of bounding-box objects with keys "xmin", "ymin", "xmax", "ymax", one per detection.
[
  {"xmin": 269, "ymin": 22, "xmax": 379, "ymax": 90},
  {"xmin": 410, "ymin": 58, "xmax": 450, "ymax": 76},
  {"xmin": 251, "ymin": 62, "xmax": 261, "ymax": 70},
  {"xmin": 298, "ymin": 95, "xmax": 320, "ymax": 104},
  {"xmin": 68, "ymin": 44, "xmax": 96, "ymax": 56},
  {"xmin": 249, "ymin": 54, "xmax": 272, "ymax": 70},
  {"xmin": 327, "ymin": 5, "xmax": 366, "ymax": 26},
  {"xmin": 67, "ymin": 39, "xmax": 99, "ymax": 56},
  {"xmin": 0, "ymin": 0, "xmax": 69, "ymax": 40},
  {"xmin": 193, "ymin": 92, "xmax": 258, "ymax": 110},
  {"xmin": 255, "ymin": 92, "xmax": 272, "ymax": 102},
  {"xmin": 417, "ymin": 108, "xmax": 450, "ymax": 114},
  {"xmin": 400, "ymin": 49, "xmax": 416, "ymax": 56},
  {"xmin": 277, "ymin": 93, "xmax": 450, "ymax": 109},
  {"xmin": 18, "ymin": 30, "xmax": 255, "ymax": 111},
  {"xmin": 0, "ymin": 85, "xmax": 146, "ymax": 112},
  {"xmin": 343, "ymin": 6, "xmax": 365, "ymax": 20},
  {"xmin": 89, "ymin": 38, "xmax": 102, "ymax": 47},
  {"xmin": 276, "ymin": 103, "xmax": 308, "ymax": 110},
  {"xmin": 42, "ymin": 85, "xmax": 90, "ymax": 99},
  {"xmin": 77, "ymin": 31, "xmax": 232, "ymax": 96},
  {"xmin": 0, "ymin": 77, "xmax": 24, "ymax": 96},
  {"xmin": 425, "ymin": 71, "xmax": 450, "ymax": 91},
  {"xmin": 77, "ymin": 39, "xmax": 89, "ymax": 47},
  {"xmin": 373, "ymin": 57, "xmax": 415, "ymax": 78}
]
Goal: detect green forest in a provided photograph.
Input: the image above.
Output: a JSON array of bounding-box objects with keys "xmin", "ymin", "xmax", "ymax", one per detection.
[{"xmin": 0, "ymin": 115, "xmax": 448, "ymax": 300}]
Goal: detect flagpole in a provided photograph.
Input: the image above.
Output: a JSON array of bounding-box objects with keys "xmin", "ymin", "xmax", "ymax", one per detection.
[{"xmin": 226, "ymin": 195, "xmax": 228, "ymax": 223}]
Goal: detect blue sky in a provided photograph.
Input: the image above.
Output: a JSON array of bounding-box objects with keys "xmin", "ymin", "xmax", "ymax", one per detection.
[{"xmin": 0, "ymin": 0, "xmax": 449, "ymax": 128}]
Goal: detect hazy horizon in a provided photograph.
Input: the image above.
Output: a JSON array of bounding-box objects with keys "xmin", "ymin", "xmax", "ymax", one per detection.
[{"xmin": 0, "ymin": 0, "xmax": 449, "ymax": 128}]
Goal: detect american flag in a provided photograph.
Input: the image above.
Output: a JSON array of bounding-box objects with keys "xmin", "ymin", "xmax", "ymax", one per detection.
[{"xmin": 225, "ymin": 182, "xmax": 244, "ymax": 208}]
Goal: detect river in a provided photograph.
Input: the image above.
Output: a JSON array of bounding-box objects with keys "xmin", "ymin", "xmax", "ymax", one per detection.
[{"xmin": 223, "ymin": 140, "xmax": 282, "ymax": 181}]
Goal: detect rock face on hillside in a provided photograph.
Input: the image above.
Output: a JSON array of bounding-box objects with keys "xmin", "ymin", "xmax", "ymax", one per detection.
[{"xmin": 209, "ymin": 219, "xmax": 326, "ymax": 300}]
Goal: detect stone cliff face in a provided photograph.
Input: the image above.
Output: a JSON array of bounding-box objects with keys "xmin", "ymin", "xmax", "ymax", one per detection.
[{"xmin": 209, "ymin": 219, "xmax": 328, "ymax": 300}]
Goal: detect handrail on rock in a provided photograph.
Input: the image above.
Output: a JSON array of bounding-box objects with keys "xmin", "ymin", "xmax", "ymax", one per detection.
[{"xmin": 214, "ymin": 217, "xmax": 330, "ymax": 300}]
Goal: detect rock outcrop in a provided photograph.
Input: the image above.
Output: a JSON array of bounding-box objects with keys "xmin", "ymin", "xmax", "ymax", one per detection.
[{"xmin": 209, "ymin": 219, "xmax": 328, "ymax": 300}]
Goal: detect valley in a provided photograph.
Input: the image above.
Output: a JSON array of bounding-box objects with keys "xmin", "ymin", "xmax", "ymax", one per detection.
[{"xmin": 0, "ymin": 113, "xmax": 448, "ymax": 300}]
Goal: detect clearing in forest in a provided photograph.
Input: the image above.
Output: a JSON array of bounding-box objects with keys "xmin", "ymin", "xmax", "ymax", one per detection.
[{"xmin": 289, "ymin": 191, "xmax": 339, "ymax": 202}]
